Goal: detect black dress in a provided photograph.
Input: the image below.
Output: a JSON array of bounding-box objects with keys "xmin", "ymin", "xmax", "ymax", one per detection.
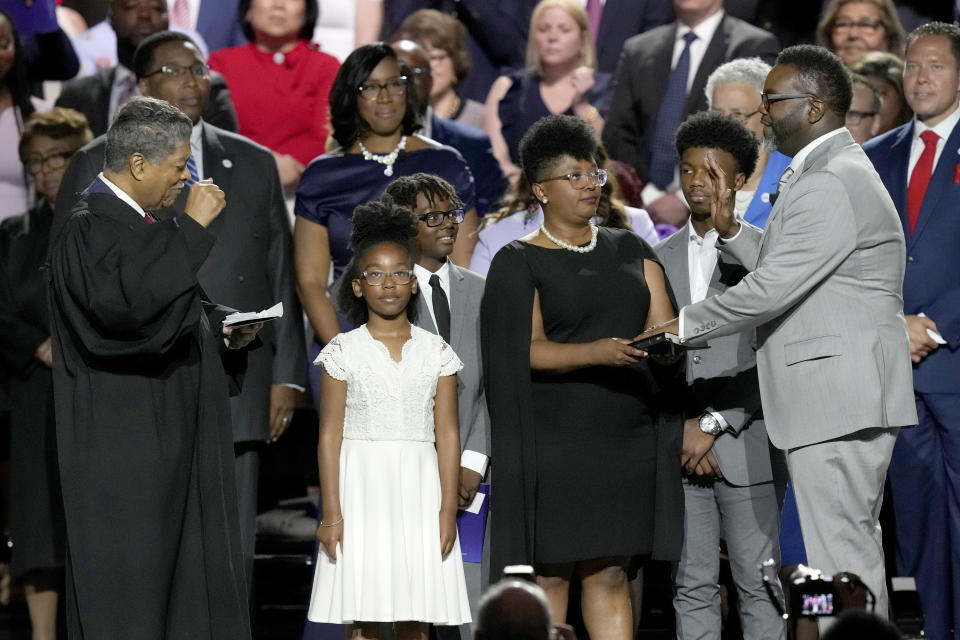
[
  {"xmin": 0, "ymin": 204, "xmax": 65, "ymax": 577},
  {"xmin": 481, "ymin": 227, "xmax": 684, "ymax": 575}
]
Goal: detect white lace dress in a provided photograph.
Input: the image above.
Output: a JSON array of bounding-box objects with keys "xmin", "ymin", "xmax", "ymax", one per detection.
[{"xmin": 307, "ymin": 324, "xmax": 471, "ymax": 625}]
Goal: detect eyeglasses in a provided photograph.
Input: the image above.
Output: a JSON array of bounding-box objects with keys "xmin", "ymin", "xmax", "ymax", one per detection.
[
  {"xmin": 141, "ymin": 63, "xmax": 211, "ymax": 80},
  {"xmin": 24, "ymin": 150, "xmax": 74, "ymax": 174},
  {"xmin": 358, "ymin": 76, "xmax": 408, "ymax": 101},
  {"xmin": 832, "ymin": 19, "xmax": 883, "ymax": 32},
  {"xmin": 417, "ymin": 208, "xmax": 465, "ymax": 227},
  {"xmin": 539, "ymin": 169, "xmax": 608, "ymax": 190},
  {"xmin": 760, "ymin": 92, "xmax": 819, "ymax": 110},
  {"xmin": 714, "ymin": 107, "xmax": 762, "ymax": 124},
  {"xmin": 359, "ymin": 269, "xmax": 415, "ymax": 285},
  {"xmin": 845, "ymin": 109, "xmax": 878, "ymax": 125}
]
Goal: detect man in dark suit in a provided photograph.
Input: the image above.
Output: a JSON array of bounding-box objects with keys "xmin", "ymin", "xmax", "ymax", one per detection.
[
  {"xmin": 49, "ymin": 95, "xmax": 255, "ymax": 640},
  {"xmin": 393, "ymin": 39, "xmax": 507, "ymax": 217},
  {"xmin": 56, "ymin": 0, "xmax": 238, "ymax": 137},
  {"xmin": 603, "ymin": 0, "xmax": 778, "ymax": 226},
  {"xmin": 863, "ymin": 22, "xmax": 960, "ymax": 640},
  {"xmin": 592, "ymin": 0, "xmax": 674, "ymax": 74},
  {"xmin": 55, "ymin": 31, "xmax": 307, "ymax": 590}
]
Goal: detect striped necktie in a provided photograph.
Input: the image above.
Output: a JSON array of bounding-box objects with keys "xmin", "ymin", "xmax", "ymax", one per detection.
[{"xmin": 185, "ymin": 155, "xmax": 200, "ymax": 186}]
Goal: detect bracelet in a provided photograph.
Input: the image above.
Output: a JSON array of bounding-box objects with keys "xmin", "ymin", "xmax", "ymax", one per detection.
[
  {"xmin": 319, "ymin": 517, "xmax": 343, "ymax": 527},
  {"xmin": 642, "ymin": 317, "xmax": 679, "ymax": 334}
]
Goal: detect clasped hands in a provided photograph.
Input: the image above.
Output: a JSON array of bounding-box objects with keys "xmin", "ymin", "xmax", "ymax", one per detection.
[{"xmin": 681, "ymin": 417, "xmax": 723, "ymax": 481}]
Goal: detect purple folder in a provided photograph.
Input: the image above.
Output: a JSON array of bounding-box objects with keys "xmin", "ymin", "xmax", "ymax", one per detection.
[
  {"xmin": 0, "ymin": 0, "xmax": 58, "ymax": 35},
  {"xmin": 456, "ymin": 483, "xmax": 489, "ymax": 563}
]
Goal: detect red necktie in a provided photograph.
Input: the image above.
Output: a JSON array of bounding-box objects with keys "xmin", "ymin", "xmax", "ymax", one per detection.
[
  {"xmin": 907, "ymin": 130, "xmax": 939, "ymax": 233},
  {"xmin": 145, "ymin": 213, "xmax": 157, "ymax": 224},
  {"xmin": 170, "ymin": 0, "xmax": 190, "ymax": 28}
]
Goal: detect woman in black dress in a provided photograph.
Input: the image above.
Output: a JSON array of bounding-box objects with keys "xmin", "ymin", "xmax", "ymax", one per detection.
[
  {"xmin": 0, "ymin": 107, "xmax": 90, "ymax": 639},
  {"xmin": 481, "ymin": 115, "xmax": 683, "ymax": 638}
]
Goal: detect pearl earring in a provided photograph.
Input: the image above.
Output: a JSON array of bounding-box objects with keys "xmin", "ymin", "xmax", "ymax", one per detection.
[{"xmin": 542, "ymin": 198, "xmax": 549, "ymax": 204}]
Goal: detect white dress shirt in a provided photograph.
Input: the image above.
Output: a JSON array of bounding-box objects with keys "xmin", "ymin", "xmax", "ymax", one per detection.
[
  {"xmin": 672, "ymin": 9, "xmax": 725, "ymax": 94},
  {"xmin": 686, "ymin": 220, "xmax": 720, "ymax": 304},
  {"xmin": 412, "ymin": 260, "xmax": 488, "ymax": 476},
  {"xmin": 908, "ymin": 103, "xmax": 960, "ymax": 179},
  {"xmin": 98, "ymin": 172, "xmax": 147, "ymax": 218}
]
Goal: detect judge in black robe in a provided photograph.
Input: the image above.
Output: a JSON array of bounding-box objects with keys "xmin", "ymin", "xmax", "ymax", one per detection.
[{"xmin": 47, "ymin": 97, "xmax": 253, "ymax": 639}]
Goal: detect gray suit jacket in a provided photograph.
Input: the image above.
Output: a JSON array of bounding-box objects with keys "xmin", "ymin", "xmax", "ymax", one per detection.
[
  {"xmin": 54, "ymin": 121, "xmax": 307, "ymax": 443},
  {"xmin": 682, "ymin": 130, "xmax": 917, "ymax": 450},
  {"xmin": 415, "ymin": 263, "xmax": 490, "ymax": 462},
  {"xmin": 657, "ymin": 229, "xmax": 773, "ymax": 486}
]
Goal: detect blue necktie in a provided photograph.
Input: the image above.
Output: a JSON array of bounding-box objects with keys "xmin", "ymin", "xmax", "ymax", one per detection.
[
  {"xmin": 185, "ymin": 155, "xmax": 200, "ymax": 186},
  {"xmin": 648, "ymin": 31, "xmax": 698, "ymax": 189}
]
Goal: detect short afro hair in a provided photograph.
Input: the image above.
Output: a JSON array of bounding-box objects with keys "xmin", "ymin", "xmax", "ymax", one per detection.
[
  {"xmin": 776, "ymin": 45, "xmax": 852, "ymax": 118},
  {"xmin": 336, "ymin": 196, "xmax": 421, "ymax": 327},
  {"xmin": 519, "ymin": 114, "xmax": 597, "ymax": 185},
  {"xmin": 384, "ymin": 172, "xmax": 464, "ymax": 211},
  {"xmin": 906, "ymin": 22, "xmax": 960, "ymax": 66},
  {"xmin": 675, "ymin": 111, "xmax": 759, "ymax": 178},
  {"xmin": 133, "ymin": 31, "xmax": 199, "ymax": 79}
]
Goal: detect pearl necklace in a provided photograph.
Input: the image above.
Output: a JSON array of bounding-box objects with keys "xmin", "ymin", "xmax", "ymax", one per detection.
[
  {"xmin": 358, "ymin": 135, "xmax": 407, "ymax": 176},
  {"xmin": 539, "ymin": 221, "xmax": 599, "ymax": 253}
]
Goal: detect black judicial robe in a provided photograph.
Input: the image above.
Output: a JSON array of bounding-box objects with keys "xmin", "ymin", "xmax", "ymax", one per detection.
[{"xmin": 48, "ymin": 186, "xmax": 251, "ymax": 639}]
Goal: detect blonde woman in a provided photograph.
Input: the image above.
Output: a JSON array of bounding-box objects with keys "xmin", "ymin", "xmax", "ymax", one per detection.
[{"xmin": 483, "ymin": 0, "xmax": 612, "ymax": 181}]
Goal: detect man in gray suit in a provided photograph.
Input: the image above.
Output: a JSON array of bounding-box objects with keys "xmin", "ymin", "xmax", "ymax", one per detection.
[
  {"xmin": 385, "ymin": 174, "xmax": 489, "ymax": 640},
  {"xmin": 649, "ymin": 45, "xmax": 917, "ymax": 620},
  {"xmin": 658, "ymin": 111, "xmax": 785, "ymax": 639}
]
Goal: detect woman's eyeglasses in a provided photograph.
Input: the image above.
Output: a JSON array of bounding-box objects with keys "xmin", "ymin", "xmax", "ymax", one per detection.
[
  {"xmin": 539, "ymin": 169, "xmax": 608, "ymax": 190},
  {"xmin": 359, "ymin": 269, "xmax": 414, "ymax": 285},
  {"xmin": 25, "ymin": 150, "xmax": 75, "ymax": 174},
  {"xmin": 358, "ymin": 76, "xmax": 408, "ymax": 101},
  {"xmin": 417, "ymin": 209, "xmax": 466, "ymax": 227}
]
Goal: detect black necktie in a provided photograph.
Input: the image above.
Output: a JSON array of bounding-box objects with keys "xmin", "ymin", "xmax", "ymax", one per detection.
[{"xmin": 429, "ymin": 274, "xmax": 451, "ymax": 343}]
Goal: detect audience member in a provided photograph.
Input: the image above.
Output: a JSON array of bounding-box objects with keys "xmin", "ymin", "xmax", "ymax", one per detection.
[
  {"xmin": 386, "ymin": 173, "xmax": 490, "ymax": 640},
  {"xmin": 656, "ymin": 44, "xmax": 917, "ymax": 626},
  {"xmin": 862, "ymin": 21, "xmax": 960, "ymax": 640},
  {"xmin": 357, "ymin": 0, "xmax": 530, "ymax": 104},
  {"xmin": 55, "ymin": 31, "xmax": 308, "ymax": 592},
  {"xmin": 590, "ymin": 0, "xmax": 674, "ymax": 75},
  {"xmin": 474, "ymin": 579, "xmax": 553, "ymax": 640},
  {"xmin": 305, "ymin": 198, "xmax": 471, "ymax": 632},
  {"xmin": 816, "ymin": 0, "xmax": 905, "ymax": 67},
  {"xmin": 56, "ymin": 0, "xmax": 238, "ymax": 137},
  {"xmin": 705, "ymin": 57, "xmax": 791, "ymax": 228},
  {"xmin": 392, "ymin": 39, "xmax": 506, "ymax": 216},
  {"xmin": 603, "ymin": 0, "xmax": 778, "ymax": 227},
  {"xmin": 851, "ymin": 51, "xmax": 912, "ymax": 135},
  {"xmin": 293, "ymin": 42, "xmax": 476, "ymax": 407},
  {"xmin": 846, "ymin": 73, "xmax": 883, "ymax": 143},
  {"xmin": 484, "ymin": 0, "xmax": 613, "ymax": 182},
  {"xmin": 0, "ymin": 7, "xmax": 51, "ymax": 222},
  {"xmin": 391, "ymin": 9, "xmax": 485, "ymax": 129},
  {"xmin": 209, "ymin": 0, "xmax": 340, "ymax": 193},
  {"xmin": 820, "ymin": 610, "xmax": 904, "ymax": 640},
  {"xmin": 48, "ymin": 96, "xmax": 256, "ymax": 639},
  {"xmin": 658, "ymin": 110, "xmax": 785, "ymax": 640},
  {"xmin": 0, "ymin": 106, "xmax": 90, "ymax": 640},
  {"xmin": 469, "ymin": 143, "xmax": 658, "ymax": 277},
  {"xmin": 481, "ymin": 114, "xmax": 682, "ymax": 638}
]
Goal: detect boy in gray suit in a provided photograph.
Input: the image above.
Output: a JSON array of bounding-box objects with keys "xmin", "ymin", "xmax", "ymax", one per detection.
[
  {"xmin": 657, "ymin": 111, "xmax": 785, "ymax": 639},
  {"xmin": 384, "ymin": 174, "xmax": 490, "ymax": 639}
]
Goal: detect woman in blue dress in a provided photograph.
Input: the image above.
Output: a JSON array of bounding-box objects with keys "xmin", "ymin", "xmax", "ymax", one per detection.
[{"xmin": 293, "ymin": 42, "xmax": 476, "ymax": 405}]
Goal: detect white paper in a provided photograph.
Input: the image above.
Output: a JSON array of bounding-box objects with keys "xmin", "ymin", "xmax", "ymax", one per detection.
[
  {"xmin": 918, "ymin": 312, "xmax": 947, "ymax": 345},
  {"xmin": 223, "ymin": 302, "xmax": 283, "ymax": 327},
  {"xmin": 464, "ymin": 491, "xmax": 486, "ymax": 515}
]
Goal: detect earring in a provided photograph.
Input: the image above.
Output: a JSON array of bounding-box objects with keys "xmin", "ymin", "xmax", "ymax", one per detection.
[{"xmin": 542, "ymin": 198, "xmax": 549, "ymax": 204}]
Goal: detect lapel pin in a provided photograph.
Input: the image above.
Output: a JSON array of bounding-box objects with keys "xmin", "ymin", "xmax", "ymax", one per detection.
[{"xmin": 222, "ymin": 158, "xmax": 233, "ymax": 169}]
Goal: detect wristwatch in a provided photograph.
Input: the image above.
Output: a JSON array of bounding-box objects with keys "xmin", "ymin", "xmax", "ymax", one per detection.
[{"xmin": 698, "ymin": 412, "xmax": 723, "ymax": 437}]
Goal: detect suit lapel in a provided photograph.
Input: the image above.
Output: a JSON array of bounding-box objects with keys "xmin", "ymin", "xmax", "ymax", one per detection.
[
  {"xmin": 416, "ymin": 292, "xmax": 437, "ymax": 335},
  {"xmin": 910, "ymin": 121, "xmax": 960, "ymax": 247},
  {"xmin": 885, "ymin": 123, "xmax": 913, "ymax": 233},
  {"xmin": 650, "ymin": 24, "xmax": 677, "ymax": 111},
  {"xmin": 448, "ymin": 264, "xmax": 467, "ymax": 348},
  {"xmin": 200, "ymin": 123, "xmax": 234, "ymax": 236},
  {"xmin": 662, "ymin": 232, "xmax": 692, "ymax": 307}
]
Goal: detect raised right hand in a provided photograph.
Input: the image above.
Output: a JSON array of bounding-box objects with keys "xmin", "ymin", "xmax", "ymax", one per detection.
[
  {"xmin": 183, "ymin": 178, "xmax": 226, "ymax": 227},
  {"xmin": 589, "ymin": 337, "xmax": 647, "ymax": 367},
  {"xmin": 905, "ymin": 314, "xmax": 940, "ymax": 363},
  {"xmin": 316, "ymin": 517, "xmax": 343, "ymax": 561},
  {"xmin": 704, "ymin": 151, "xmax": 739, "ymax": 238}
]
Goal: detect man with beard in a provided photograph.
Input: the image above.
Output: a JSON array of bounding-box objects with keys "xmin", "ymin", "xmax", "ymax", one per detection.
[
  {"xmin": 646, "ymin": 45, "xmax": 917, "ymax": 624},
  {"xmin": 48, "ymin": 96, "xmax": 256, "ymax": 639},
  {"xmin": 57, "ymin": 0, "xmax": 237, "ymax": 136}
]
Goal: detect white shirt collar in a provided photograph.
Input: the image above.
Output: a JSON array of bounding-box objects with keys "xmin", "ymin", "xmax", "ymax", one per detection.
[
  {"xmin": 786, "ymin": 127, "xmax": 847, "ymax": 181},
  {"xmin": 686, "ymin": 218, "xmax": 718, "ymax": 243},
  {"xmin": 414, "ymin": 260, "xmax": 451, "ymax": 287},
  {"xmin": 678, "ymin": 9, "xmax": 724, "ymax": 43},
  {"xmin": 98, "ymin": 172, "xmax": 148, "ymax": 218},
  {"xmin": 913, "ymin": 102, "xmax": 960, "ymax": 144}
]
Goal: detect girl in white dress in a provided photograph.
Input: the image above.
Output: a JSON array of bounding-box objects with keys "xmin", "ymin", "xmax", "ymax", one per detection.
[{"xmin": 307, "ymin": 198, "xmax": 471, "ymax": 637}]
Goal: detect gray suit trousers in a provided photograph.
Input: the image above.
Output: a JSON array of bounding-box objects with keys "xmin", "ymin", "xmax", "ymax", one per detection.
[
  {"xmin": 674, "ymin": 479, "xmax": 785, "ymax": 639},
  {"xmin": 786, "ymin": 426, "xmax": 899, "ymax": 626}
]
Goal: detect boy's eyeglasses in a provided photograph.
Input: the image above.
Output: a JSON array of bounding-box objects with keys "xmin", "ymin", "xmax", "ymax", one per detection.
[{"xmin": 417, "ymin": 209, "xmax": 466, "ymax": 227}]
